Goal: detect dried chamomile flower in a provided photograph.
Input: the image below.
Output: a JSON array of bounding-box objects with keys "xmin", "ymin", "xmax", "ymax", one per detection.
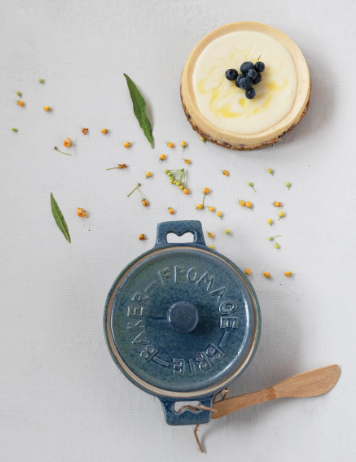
[
  {"xmin": 245, "ymin": 268, "xmax": 251, "ymax": 275},
  {"xmin": 222, "ymin": 170, "xmax": 229, "ymax": 176},
  {"xmin": 263, "ymin": 272, "xmax": 271, "ymax": 278},
  {"xmin": 285, "ymin": 271, "xmax": 293, "ymax": 277},
  {"xmin": 166, "ymin": 142, "xmax": 174, "ymax": 148},
  {"xmin": 77, "ymin": 207, "xmax": 88, "ymax": 218},
  {"xmin": 138, "ymin": 234, "xmax": 145, "ymax": 240},
  {"xmin": 82, "ymin": 128, "xmax": 89, "ymax": 135},
  {"xmin": 248, "ymin": 182, "xmax": 256, "ymax": 192},
  {"xmin": 278, "ymin": 211, "xmax": 285, "ymax": 221},
  {"xmin": 286, "ymin": 182, "xmax": 291, "ymax": 189},
  {"xmin": 168, "ymin": 207, "xmax": 175, "ymax": 214},
  {"xmin": 272, "ymin": 201, "xmax": 282, "ymax": 207},
  {"xmin": 268, "ymin": 168, "xmax": 274, "ymax": 176}
]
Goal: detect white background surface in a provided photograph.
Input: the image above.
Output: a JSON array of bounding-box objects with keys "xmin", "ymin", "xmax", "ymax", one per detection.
[{"xmin": 1, "ymin": 0, "xmax": 355, "ymax": 460}]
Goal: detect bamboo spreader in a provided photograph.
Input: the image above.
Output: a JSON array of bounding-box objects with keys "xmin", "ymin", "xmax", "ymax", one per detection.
[{"xmin": 212, "ymin": 365, "xmax": 340, "ymax": 419}]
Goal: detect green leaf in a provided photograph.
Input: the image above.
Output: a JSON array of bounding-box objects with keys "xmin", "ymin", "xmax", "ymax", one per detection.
[
  {"xmin": 50, "ymin": 193, "xmax": 71, "ymax": 243},
  {"xmin": 124, "ymin": 74, "xmax": 154, "ymax": 148}
]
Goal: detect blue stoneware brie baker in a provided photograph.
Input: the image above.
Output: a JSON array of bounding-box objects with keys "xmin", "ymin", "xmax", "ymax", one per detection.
[{"xmin": 104, "ymin": 221, "xmax": 261, "ymax": 425}]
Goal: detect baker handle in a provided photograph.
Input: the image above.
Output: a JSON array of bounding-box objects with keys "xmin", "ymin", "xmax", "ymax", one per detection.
[
  {"xmin": 160, "ymin": 396, "xmax": 214, "ymax": 426},
  {"xmin": 155, "ymin": 220, "xmax": 206, "ymax": 247}
]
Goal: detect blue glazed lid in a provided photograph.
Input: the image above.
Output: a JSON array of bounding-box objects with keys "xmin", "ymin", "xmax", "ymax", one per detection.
[{"xmin": 104, "ymin": 221, "xmax": 261, "ymax": 424}]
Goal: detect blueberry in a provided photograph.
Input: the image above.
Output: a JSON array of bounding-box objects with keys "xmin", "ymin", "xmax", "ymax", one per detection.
[
  {"xmin": 252, "ymin": 72, "xmax": 262, "ymax": 85},
  {"xmin": 240, "ymin": 62, "xmax": 255, "ymax": 74},
  {"xmin": 238, "ymin": 76, "xmax": 253, "ymax": 91},
  {"xmin": 247, "ymin": 68, "xmax": 258, "ymax": 80},
  {"xmin": 255, "ymin": 61, "xmax": 265, "ymax": 72},
  {"xmin": 245, "ymin": 88, "xmax": 256, "ymax": 99},
  {"xmin": 235, "ymin": 74, "xmax": 245, "ymax": 88},
  {"xmin": 225, "ymin": 69, "xmax": 238, "ymax": 81}
]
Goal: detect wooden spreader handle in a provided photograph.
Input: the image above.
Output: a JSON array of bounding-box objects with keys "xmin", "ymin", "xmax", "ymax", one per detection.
[{"xmin": 212, "ymin": 365, "xmax": 340, "ymax": 419}]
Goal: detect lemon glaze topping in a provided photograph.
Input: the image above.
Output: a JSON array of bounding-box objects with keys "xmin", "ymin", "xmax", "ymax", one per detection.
[{"xmin": 193, "ymin": 31, "xmax": 297, "ymax": 135}]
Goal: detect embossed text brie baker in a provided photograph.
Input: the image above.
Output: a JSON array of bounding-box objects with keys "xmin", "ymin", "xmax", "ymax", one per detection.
[{"xmin": 104, "ymin": 221, "xmax": 261, "ymax": 425}]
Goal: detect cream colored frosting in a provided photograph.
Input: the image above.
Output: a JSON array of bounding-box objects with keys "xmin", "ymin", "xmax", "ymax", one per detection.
[{"xmin": 193, "ymin": 31, "xmax": 298, "ymax": 135}]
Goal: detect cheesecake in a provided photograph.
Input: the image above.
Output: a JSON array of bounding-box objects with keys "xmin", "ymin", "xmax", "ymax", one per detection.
[{"xmin": 181, "ymin": 22, "xmax": 311, "ymax": 150}]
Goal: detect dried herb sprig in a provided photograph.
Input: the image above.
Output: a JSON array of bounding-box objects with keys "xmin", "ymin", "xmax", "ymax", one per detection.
[
  {"xmin": 50, "ymin": 193, "xmax": 71, "ymax": 243},
  {"xmin": 127, "ymin": 183, "xmax": 149, "ymax": 206},
  {"xmin": 124, "ymin": 74, "xmax": 153, "ymax": 148}
]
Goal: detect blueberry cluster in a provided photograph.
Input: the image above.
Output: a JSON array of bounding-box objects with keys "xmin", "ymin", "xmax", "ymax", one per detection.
[{"xmin": 225, "ymin": 61, "xmax": 265, "ymax": 100}]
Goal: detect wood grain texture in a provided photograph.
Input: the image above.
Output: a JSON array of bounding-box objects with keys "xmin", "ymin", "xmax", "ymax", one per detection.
[{"xmin": 212, "ymin": 365, "xmax": 340, "ymax": 419}]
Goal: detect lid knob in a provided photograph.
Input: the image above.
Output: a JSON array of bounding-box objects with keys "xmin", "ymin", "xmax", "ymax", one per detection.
[{"xmin": 167, "ymin": 301, "xmax": 199, "ymax": 334}]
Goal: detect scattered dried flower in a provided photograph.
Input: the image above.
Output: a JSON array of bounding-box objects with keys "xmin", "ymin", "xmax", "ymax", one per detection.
[
  {"xmin": 183, "ymin": 188, "xmax": 190, "ymax": 195},
  {"xmin": 63, "ymin": 137, "xmax": 71, "ymax": 147},
  {"xmin": 76, "ymin": 207, "xmax": 88, "ymax": 218},
  {"xmin": 196, "ymin": 204, "xmax": 203, "ymax": 210},
  {"xmin": 209, "ymin": 245, "xmax": 215, "ymax": 250},
  {"xmin": 39, "ymin": 79, "xmax": 44, "ymax": 83},
  {"xmin": 222, "ymin": 170, "xmax": 229, "ymax": 176},
  {"xmin": 17, "ymin": 100, "xmax": 25, "ymax": 107},
  {"xmin": 217, "ymin": 211, "xmax": 223, "ymax": 219},
  {"xmin": 146, "ymin": 171, "xmax": 152, "ymax": 178},
  {"xmin": 166, "ymin": 142, "xmax": 174, "ymax": 148},
  {"xmin": 274, "ymin": 241, "xmax": 280, "ymax": 249},
  {"xmin": 138, "ymin": 234, "xmax": 145, "ymax": 240},
  {"xmin": 248, "ymin": 182, "xmax": 256, "ymax": 192},
  {"xmin": 159, "ymin": 154, "xmax": 166, "ymax": 161},
  {"xmin": 268, "ymin": 235, "xmax": 281, "ymax": 241},
  {"xmin": 286, "ymin": 182, "xmax": 291, "ymax": 189},
  {"xmin": 268, "ymin": 168, "xmax": 274, "ymax": 176},
  {"xmin": 285, "ymin": 271, "xmax": 293, "ymax": 277},
  {"xmin": 207, "ymin": 232, "xmax": 214, "ymax": 238},
  {"xmin": 124, "ymin": 141, "xmax": 133, "ymax": 148},
  {"xmin": 278, "ymin": 211, "xmax": 285, "ymax": 220},
  {"xmin": 263, "ymin": 272, "xmax": 271, "ymax": 278},
  {"xmin": 168, "ymin": 207, "xmax": 174, "ymax": 214},
  {"xmin": 181, "ymin": 141, "xmax": 187, "ymax": 150},
  {"xmin": 54, "ymin": 147, "xmax": 71, "ymax": 156},
  {"xmin": 81, "ymin": 128, "xmax": 89, "ymax": 135},
  {"xmin": 245, "ymin": 268, "xmax": 251, "ymax": 275},
  {"xmin": 208, "ymin": 206, "xmax": 215, "ymax": 212},
  {"xmin": 272, "ymin": 201, "xmax": 282, "ymax": 207},
  {"xmin": 225, "ymin": 229, "xmax": 230, "ymax": 234},
  {"xmin": 11, "ymin": 128, "xmax": 18, "ymax": 132},
  {"xmin": 237, "ymin": 198, "xmax": 245, "ymax": 207},
  {"xmin": 106, "ymin": 164, "xmax": 127, "ymax": 170},
  {"xmin": 127, "ymin": 183, "xmax": 149, "ymax": 206},
  {"xmin": 43, "ymin": 106, "xmax": 51, "ymax": 111},
  {"xmin": 246, "ymin": 201, "xmax": 252, "ymax": 209},
  {"xmin": 16, "ymin": 91, "xmax": 22, "ymax": 97},
  {"xmin": 268, "ymin": 218, "xmax": 273, "ymax": 226},
  {"xmin": 200, "ymin": 136, "xmax": 206, "ymax": 142},
  {"xmin": 183, "ymin": 158, "xmax": 191, "ymax": 164},
  {"xmin": 203, "ymin": 188, "xmax": 210, "ymax": 195},
  {"xmin": 101, "ymin": 128, "xmax": 109, "ymax": 134}
]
